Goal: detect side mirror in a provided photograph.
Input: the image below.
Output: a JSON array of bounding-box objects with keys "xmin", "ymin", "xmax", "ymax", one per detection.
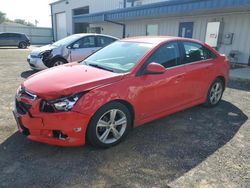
[
  {"xmin": 145, "ymin": 62, "xmax": 165, "ymax": 74},
  {"xmin": 73, "ymin": 43, "xmax": 80, "ymax": 49}
]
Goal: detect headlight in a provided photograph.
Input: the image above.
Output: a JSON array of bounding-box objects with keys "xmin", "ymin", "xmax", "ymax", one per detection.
[
  {"xmin": 39, "ymin": 50, "xmax": 52, "ymax": 60},
  {"xmin": 41, "ymin": 92, "xmax": 85, "ymax": 113}
]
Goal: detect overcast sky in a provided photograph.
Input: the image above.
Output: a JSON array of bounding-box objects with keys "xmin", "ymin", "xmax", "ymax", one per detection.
[{"xmin": 0, "ymin": 0, "xmax": 55, "ymax": 27}]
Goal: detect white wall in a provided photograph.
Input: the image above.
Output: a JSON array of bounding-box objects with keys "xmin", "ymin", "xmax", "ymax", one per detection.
[
  {"xmin": 51, "ymin": 0, "xmax": 250, "ymax": 64},
  {"xmin": 51, "ymin": 0, "xmax": 167, "ymax": 37},
  {"xmin": 94, "ymin": 12, "xmax": 250, "ymax": 64},
  {"xmin": 0, "ymin": 25, "xmax": 52, "ymax": 44},
  {"xmin": 51, "ymin": 0, "xmax": 122, "ymax": 37}
]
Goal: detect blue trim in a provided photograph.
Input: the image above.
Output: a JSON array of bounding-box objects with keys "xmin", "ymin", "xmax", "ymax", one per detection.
[{"xmin": 73, "ymin": 0, "xmax": 250, "ymax": 23}]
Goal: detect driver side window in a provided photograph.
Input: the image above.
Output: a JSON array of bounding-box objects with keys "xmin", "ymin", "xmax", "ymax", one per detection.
[
  {"xmin": 147, "ymin": 42, "xmax": 181, "ymax": 68},
  {"xmin": 73, "ymin": 36, "xmax": 96, "ymax": 49}
]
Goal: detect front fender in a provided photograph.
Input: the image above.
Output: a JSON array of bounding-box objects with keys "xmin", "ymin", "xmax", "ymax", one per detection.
[{"xmin": 73, "ymin": 88, "xmax": 121, "ymax": 117}]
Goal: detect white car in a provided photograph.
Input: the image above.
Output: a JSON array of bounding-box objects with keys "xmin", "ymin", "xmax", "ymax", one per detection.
[{"xmin": 27, "ymin": 33, "xmax": 118, "ymax": 70}]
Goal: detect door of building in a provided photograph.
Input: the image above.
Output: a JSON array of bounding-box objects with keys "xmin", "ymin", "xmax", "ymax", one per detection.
[
  {"xmin": 178, "ymin": 22, "xmax": 194, "ymax": 38},
  {"xmin": 56, "ymin": 12, "xmax": 67, "ymax": 40}
]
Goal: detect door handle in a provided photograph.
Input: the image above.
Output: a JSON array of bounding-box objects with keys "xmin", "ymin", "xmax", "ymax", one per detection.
[{"xmin": 174, "ymin": 74, "xmax": 185, "ymax": 83}]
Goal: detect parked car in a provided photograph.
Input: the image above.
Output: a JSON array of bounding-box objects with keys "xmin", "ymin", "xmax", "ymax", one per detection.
[
  {"xmin": 27, "ymin": 33, "xmax": 118, "ymax": 70},
  {"xmin": 13, "ymin": 36, "xmax": 229, "ymax": 148},
  {"xmin": 0, "ymin": 32, "xmax": 30, "ymax": 49}
]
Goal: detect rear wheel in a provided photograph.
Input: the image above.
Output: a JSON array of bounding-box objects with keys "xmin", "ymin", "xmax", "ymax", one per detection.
[
  {"xmin": 204, "ymin": 78, "xmax": 224, "ymax": 107},
  {"xmin": 18, "ymin": 42, "xmax": 27, "ymax": 49},
  {"xmin": 87, "ymin": 102, "xmax": 132, "ymax": 148}
]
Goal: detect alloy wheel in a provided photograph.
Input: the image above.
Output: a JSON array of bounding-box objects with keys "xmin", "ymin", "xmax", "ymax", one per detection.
[
  {"xmin": 209, "ymin": 82, "xmax": 223, "ymax": 105},
  {"xmin": 96, "ymin": 109, "xmax": 127, "ymax": 144}
]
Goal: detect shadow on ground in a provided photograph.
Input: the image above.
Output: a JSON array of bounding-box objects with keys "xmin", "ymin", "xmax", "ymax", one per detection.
[
  {"xmin": 0, "ymin": 101, "xmax": 247, "ymax": 187},
  {"xmin": 20, "ymin": 70, "xmax": 38, "ymax": 79}
]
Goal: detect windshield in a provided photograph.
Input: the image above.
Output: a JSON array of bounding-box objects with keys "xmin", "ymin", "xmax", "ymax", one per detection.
[
  {"xmin": 81, "ymin": 41, "xmax": 154, "ymax": 73},
  {"xmin": 52, "ymin": 35, "xmax": 81, "ymax": 46}
]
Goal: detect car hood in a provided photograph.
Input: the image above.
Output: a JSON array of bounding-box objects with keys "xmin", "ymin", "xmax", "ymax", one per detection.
[
  {"xmin": 30, "ymin": 44, "xmax": 58, "ymax": 56},
  {"xmin": 23, "ymin": 63, "xmax": 124, "ymax": 99}
]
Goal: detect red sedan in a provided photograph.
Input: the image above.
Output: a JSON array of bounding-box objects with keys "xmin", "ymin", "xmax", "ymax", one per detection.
[{"xmin": 13, "ymin": 36, "xmax": 229, "ymax": 148}]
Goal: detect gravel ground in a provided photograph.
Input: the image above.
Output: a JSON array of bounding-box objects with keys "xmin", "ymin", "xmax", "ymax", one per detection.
[{"xmin": 0, "ymin": 47, "xmax": 249, "ymax": 188}]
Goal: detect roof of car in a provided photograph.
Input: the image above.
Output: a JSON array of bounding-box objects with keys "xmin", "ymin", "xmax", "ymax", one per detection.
[
  {"xmin": 0, "ymin": 32, "xmax": 26, "ymax": 35},
  {"xmin": 72, "ymin": 33, "xmax": 119, "ymax": 39},
  {"xmin": 121, "ymin": 36, "xmax": 202, "ymax": 45}
]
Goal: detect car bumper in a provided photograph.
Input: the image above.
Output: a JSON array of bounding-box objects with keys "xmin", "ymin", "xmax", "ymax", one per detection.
[
  {"xmin": 13, "ymin": 103, "xmax": 91, "ymax": 147},
  {"xmin": 27, "ymin": 55, "xmax": 48, "ymax": 70}
]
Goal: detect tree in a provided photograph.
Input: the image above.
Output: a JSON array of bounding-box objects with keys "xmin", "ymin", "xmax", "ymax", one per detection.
[
  {"xmin": 14, "ymin": 19, "xmax": 26, "ymax": 25},
  {"xmin": 0, "ymin": 11, "xmax": 6, "ymax": 24},
  {"xmin": 14, "ymin": 19, "xmax": 35, "ymax": 27}
]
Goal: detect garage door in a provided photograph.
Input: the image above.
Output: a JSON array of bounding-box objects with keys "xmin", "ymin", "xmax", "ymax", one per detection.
[{"xmin": 56, "ymin": 12, "xmax": 67, "ymax": 40}]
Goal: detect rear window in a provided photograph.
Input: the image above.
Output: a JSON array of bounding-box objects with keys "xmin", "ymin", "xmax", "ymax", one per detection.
[
  {"xmin": 183, "ymin": 41, "xmax": 216, "ymax": 64},
  {"xmin": 97, "ymin": 36, "xmax": 116, "ymax": 47}
]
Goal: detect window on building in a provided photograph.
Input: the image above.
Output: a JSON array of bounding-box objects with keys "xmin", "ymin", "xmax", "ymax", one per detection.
[
  {"xmin": 73, "ymin": 6, "xmax": 89, "ymax": 16},
  {"xmin": 146, "ymin": 24, "xmax": 159, "ymax": 36},
  {"xmin": 182, "ymin": 41, "xmax": 216, "ymax": 63}
]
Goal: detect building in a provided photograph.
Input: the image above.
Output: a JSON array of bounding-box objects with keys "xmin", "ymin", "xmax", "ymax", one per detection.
[{"xmin": 50, "ymin": 0, "xmax": 250, "ymax": 65}]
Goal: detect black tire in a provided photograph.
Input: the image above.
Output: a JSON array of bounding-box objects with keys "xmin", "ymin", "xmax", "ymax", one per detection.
[
  {"xmin": 87, "ymin": 102, "xmax": 132, "ymax": 148},
  {"xmin": 18, "ymin": 42, "xmax": 27, "ymax": 49},
  {"xmin": 47, "ymin": 57, "xmax": 67, "ymax": 68},
  {"xmin": 204, "ymin": 78, "xmax": 224, "ymax": 107}
]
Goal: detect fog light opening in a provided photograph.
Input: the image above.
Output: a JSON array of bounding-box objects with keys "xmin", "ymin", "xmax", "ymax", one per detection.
[
  {"xmin": 53, "ymin": 130, "xmax": 68, "ymax": 140},
  {"xmin": 73, "ymin": 127, "xmax": 82, "ymax": 133}
]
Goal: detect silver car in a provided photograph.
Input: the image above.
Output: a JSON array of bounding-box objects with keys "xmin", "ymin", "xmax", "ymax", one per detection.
[{"xmin": 27, "ymin": 33, "xmax": 118, "ymax": 70}]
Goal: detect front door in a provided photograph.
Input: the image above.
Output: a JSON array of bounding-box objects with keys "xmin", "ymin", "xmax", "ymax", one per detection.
[
  {"xmin": 70, "ymin": 36, "xmax": 100, "ymax": 62},
  {"xmin": 179, "ymin": 22, "xmax": 194, "ymax": 38},
  {"xmin": 135, "ymin": 41, "xmax": 189, "ymax": 119}
]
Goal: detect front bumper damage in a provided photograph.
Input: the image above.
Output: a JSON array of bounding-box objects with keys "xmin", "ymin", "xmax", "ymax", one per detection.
[
  {"xmin": 27, "ymin": 55, "xmax": 48, "ymax": 70},
  {"xmin": 13, "ymin": 90, "xmax": 91, "ymax": 146}
]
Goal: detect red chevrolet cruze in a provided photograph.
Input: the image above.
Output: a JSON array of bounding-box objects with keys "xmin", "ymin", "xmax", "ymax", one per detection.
[{"xmin": 13, "ymin": 36, "xmax": 229, "ymax": 148}]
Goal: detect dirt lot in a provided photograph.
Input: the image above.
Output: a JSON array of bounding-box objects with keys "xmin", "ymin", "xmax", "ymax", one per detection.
[{"xmin": 0, "ymin": 47, "xmax": 249, "ymax": 188}]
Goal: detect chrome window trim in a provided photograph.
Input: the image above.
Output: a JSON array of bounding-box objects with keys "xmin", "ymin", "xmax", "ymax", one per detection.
[{"xmin": 166, "ymin": 58, "xmax": 214, "ymax": 70}]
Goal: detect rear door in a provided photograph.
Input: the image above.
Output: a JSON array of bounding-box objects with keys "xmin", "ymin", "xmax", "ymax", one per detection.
[
  {"xmin": 8, "ymin": 33, "xmax": 19, "ymax": 45},
  {"xmin": 180, "ymin": 41, "xmax": 217, "ymax": 100},
  {"xmin": 70, "ymin": 36, "xmax": 98, "ymax": 62}
]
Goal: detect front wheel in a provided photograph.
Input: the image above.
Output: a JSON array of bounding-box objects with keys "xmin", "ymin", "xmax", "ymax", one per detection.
[
  {"xmin": 48, "ymin": 58, "xmax": 67, "ymax": 68},
  {"xmin": 18, "ymin": 42, "xmax": 27, "ymax": 49},
  {"xmin": 204, "ymin": 78, "xmax": 224, "ymax": 107},
  {"xmin": 87, "ymin": 102, "xmax": 132, "ymax": 148}
]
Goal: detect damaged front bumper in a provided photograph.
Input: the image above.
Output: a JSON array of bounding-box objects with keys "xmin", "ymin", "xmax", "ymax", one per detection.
[
  {"xmin": 27, "ymin": 55, "xmax": 48, "ymax": 70},
  {"xmin": 13, "ymin": 93, "xmax": 91, "ymax": 147}
]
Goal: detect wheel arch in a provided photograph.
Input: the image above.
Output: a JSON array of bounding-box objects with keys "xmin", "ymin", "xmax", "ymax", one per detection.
[
  {"xmin": 51, "ymin": 55, "xmax": 68, "ymax": 63},
  {"xmin": 111, "ymin": 99, "xmax": 135, "ymax": 127},
  {"xmin": 216, "ymin": 75, "xmax": 226, "ymax": 90}
]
